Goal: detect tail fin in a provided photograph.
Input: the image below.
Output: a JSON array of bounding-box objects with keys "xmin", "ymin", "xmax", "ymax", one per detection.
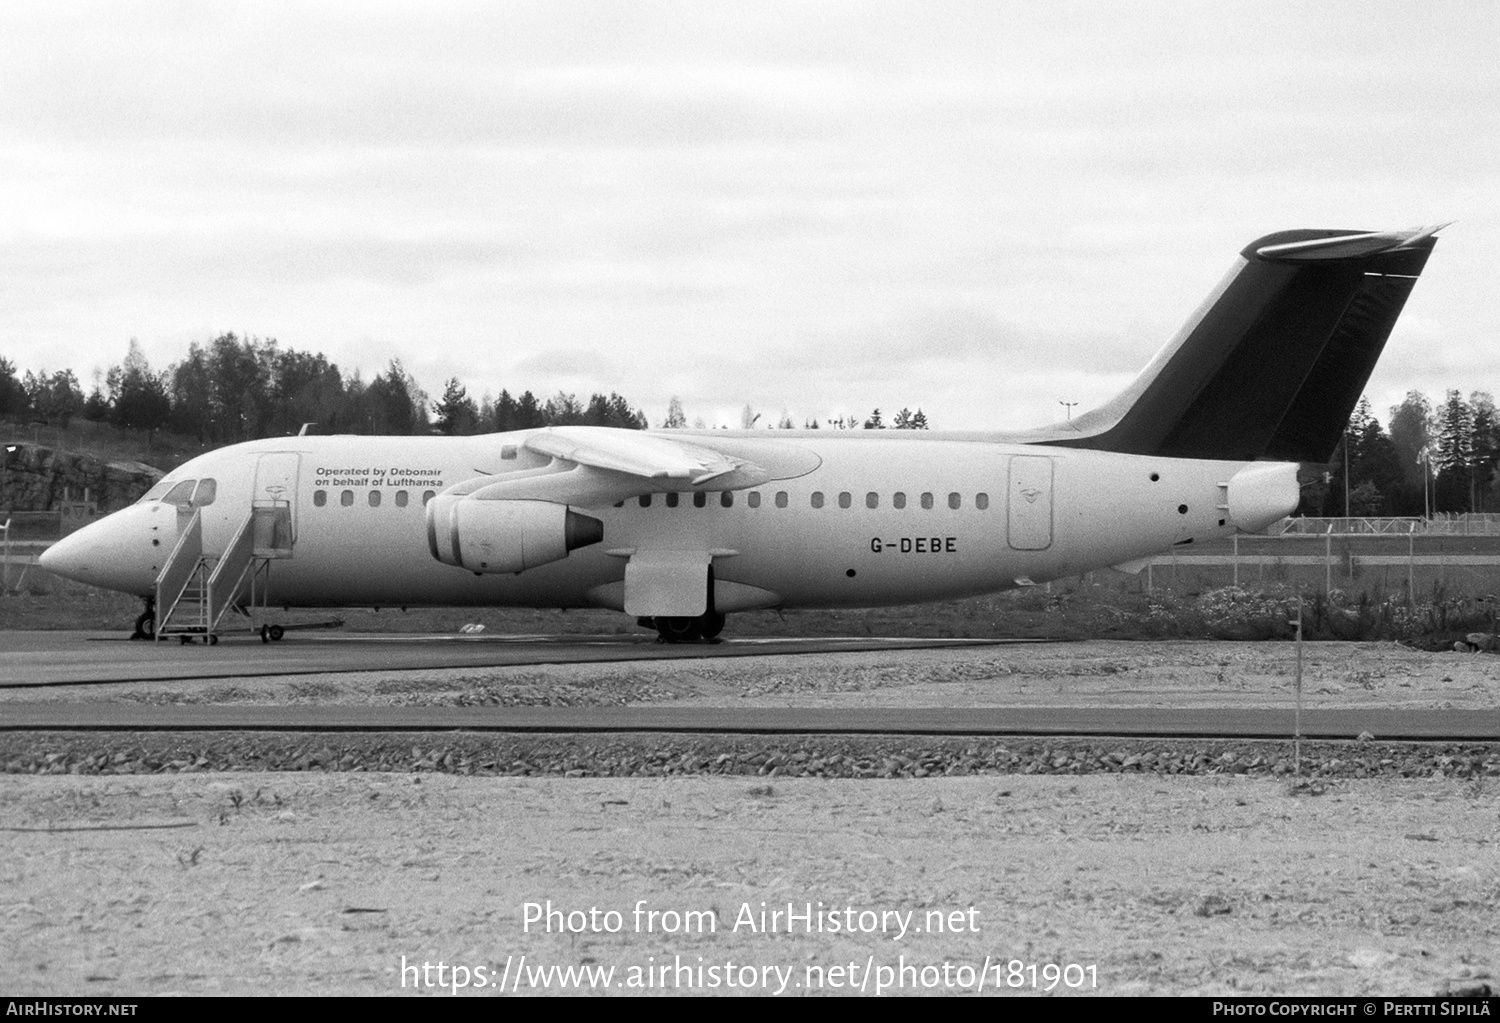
[{"xmin": 1051, "ymin": 226, "xmax": 1442, "ymax": 462}]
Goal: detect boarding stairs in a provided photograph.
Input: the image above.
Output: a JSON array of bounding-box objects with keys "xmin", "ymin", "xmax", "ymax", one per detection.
[{"xmin": 154, "ymin": 502, "xmax": 293, "ymax": 643}]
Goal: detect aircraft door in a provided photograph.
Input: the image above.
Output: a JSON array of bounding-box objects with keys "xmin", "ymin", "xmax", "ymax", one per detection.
[
  {"xmin": 1007, "ymin": 455, "xmax": 1053, "ymax": 550},
  {"xmin": 253, "ymin": 453, "xmax": 300, "ymax": 557}
]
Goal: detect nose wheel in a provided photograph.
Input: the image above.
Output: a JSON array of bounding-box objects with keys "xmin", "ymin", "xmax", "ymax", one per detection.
[{"xmin": 131, "ymin": 600, "xmax": 156, "ymax": 641}]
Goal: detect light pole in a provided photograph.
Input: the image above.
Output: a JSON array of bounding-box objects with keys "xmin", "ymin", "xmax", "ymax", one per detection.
[
  {"xmin": 1, "ymin": 445, "xmax": 15, "ymax": 593},
  {"xmin": 1059, "ymin": 400, "xmax": 1078, "ymax": 423},
  {"xmin": 1343, "ymin": 428, "xmax": 1350, "ymax": 519}
]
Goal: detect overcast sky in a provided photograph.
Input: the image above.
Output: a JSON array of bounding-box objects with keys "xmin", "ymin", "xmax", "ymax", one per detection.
[{"xmin": 2, "ymin": 1, "xmax": 1495, "ymax": 431}]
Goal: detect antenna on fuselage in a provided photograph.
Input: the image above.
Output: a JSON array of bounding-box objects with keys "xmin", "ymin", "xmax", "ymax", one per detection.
[{"xmin": 298, "ymin": 423, "xmax": 316, "ymax": 436}]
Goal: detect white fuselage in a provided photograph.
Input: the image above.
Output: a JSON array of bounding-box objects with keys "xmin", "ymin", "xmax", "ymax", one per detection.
[{"xmin": 42, "ymin": 430, "xmax": 1297, "ymax": 614}]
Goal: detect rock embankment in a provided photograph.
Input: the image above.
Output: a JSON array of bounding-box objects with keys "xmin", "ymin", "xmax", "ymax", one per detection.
[
  {"xmin": 4, "ymin": 732, "xmax": 1497, "ymax": 780},
  {"xmin": 0, "ymin": 443, "xmax": 162, "ymax": 515}
]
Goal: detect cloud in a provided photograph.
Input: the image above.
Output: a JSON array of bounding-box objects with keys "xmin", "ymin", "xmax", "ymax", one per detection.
[{"xmin": 1, "ymin": 3, "xmax": 1495, "ymax": 437}]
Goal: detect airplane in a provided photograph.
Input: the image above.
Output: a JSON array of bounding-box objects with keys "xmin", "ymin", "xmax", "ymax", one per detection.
[{"xmin": 40, "ymin": 225, "xmax": 1443, "ymax": 643}]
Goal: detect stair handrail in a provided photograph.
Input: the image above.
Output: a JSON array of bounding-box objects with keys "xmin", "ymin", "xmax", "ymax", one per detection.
[
  {"xmin": 205, "ymin": 511, "xmax": 260, "ymax": 634},
  {"xmin": 154, "ymin": 508, "xmax": 203, "ymax": 639}
]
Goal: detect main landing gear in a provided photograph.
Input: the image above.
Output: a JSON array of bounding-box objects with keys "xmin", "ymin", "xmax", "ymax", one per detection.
[
  {"xmin": 131, "ymin": 598, "xmax": 156, "ymax": 641},
  {"xmin": 644, "ymin": 611, "xmax": 727, "ymax": 644}
]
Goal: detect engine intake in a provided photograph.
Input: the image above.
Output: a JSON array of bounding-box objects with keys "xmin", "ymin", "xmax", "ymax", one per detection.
[{"xmin": 427, "ymin": 497, "xmax": 603, "ymax": 574}]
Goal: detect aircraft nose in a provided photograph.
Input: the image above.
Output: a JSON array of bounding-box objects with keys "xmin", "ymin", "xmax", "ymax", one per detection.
[{"xmin": 38, "ymin": 503, "xmax": 176, "ymax": 596}]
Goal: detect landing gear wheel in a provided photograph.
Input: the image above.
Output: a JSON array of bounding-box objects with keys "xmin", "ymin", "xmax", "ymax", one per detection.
[
  {"xmin": 268, "ymin": 624, "xmax": 284, "ymax": 642},
  {"xmin": 700, "ymin": 612, "xmax": 726, "ymax": 641},
  {"xmin": 132, "ymin": 611, "xmax": 156, "ymax": 641},
  {"xmin": 655, "ymin": 616, "xmax": 703, "ymax": 643},
  {"xmin": 208, "ymin": 634, "xmax": 218, "ymax": 646}
]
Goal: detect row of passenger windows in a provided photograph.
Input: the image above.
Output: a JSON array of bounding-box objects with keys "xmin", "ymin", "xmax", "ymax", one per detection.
[
  {"xmin": 312, "ymin": 488, "xmax": 436, "ymax": 508},
  {"xmin": 630, "ymin": 491, "xmax": 990, "ymax": 510},
  {"xmin": 155, "ymin": 483, "xmax": 991, "ymax": 512}
]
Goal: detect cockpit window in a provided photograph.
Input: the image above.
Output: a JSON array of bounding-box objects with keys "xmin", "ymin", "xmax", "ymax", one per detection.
[
  {"xmin": 138, "ymin": 479, "xmax": 174, "ymax": 503},
  {"xmin": 162, "ymin": 480, "xmax": 197, "ymax": 505},
  {"xmin": 191, "ymin": 479, "xmax": 216, "ymax": 506}
]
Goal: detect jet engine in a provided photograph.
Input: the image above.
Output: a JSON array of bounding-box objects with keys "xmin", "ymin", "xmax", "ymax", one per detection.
[{"xmin": 426, "ymin": 496, "xmax": 603, "ymax": 574}]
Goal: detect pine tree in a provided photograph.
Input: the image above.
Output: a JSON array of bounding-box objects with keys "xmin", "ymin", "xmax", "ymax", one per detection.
[
  {"xmin": 432, "ymin": 378, "xmax": 479, "ymax": 435},
  {"xmin": 1469, "ymin": 392, "xmax": 1499, "ymax": 510},
  {"xmin": 1435, "ymin": 389, "xmax": 1474, "ymax": 512}
]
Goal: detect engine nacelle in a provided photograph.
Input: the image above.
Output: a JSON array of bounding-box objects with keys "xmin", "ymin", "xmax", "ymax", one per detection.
[{"xmin": 426, "ymin": 497, "xmax": 603, "ymax": 574}]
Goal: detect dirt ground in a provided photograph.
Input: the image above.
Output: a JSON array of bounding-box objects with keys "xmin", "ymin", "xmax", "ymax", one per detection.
[
  {"xmin": 1, "ymin": 773, "xmax": 1496, "ymax": 997},
  {"xmin": 2, "ymin": 639, "xmax": 1498, "ymax": 997}
]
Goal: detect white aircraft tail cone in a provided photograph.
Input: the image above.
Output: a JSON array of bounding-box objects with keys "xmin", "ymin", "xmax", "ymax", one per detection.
[{"xmin": 1225, "ymin": 462, "xmax": 1301, "ymax": 533}]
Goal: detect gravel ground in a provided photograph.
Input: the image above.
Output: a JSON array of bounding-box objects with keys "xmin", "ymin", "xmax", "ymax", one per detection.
[
  {"xmin": 1, "ymin": 773, "xmax": 1496, "ymax": 997},
  {"xmin": 2, "ymin": 638, "xmax": 1498, "ymax": 997}
]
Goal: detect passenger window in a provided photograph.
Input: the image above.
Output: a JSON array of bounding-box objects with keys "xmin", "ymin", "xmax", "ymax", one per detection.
[
  {"xmin": 976, "ymin": 493, "xmax": 989, "ymax": 510},
  {"xmin": 314, "ymin": 490, "xmax": 327, "ymax": 507},
  {"xmin": 920, "ymin": 492, "xmax": 934, "ymax": 510},
  {"xmin": 811, "ymin": 492, "xmax": 824, "ymax": 509},
  {"xmin": 748, "ymin": 492, "xmax": 762, "ymax": 509},
  {"xmin": 775, "ymin": 491, "xmax": 788, "ymax": 509},
  {"xmin": 949, "ymin": 492, "xmax": 961, "ymax": 509},
  {"xmin": 162, "ymin": 480, "xmax": 197, "ymax": 505},
  {"xmin": 866, "ymin": 492, "xmax": 878, "ymax": 509},
  {"xmin": 369, "ymin": 490, "xmax": 381, "ymax": 507},
  {"xmin": 838, "ymin": 492, "xmax": 851, "ymax": 509},
  {"xmin": 192, "ymin": 479, "xmax": 217, "ymax": 506},
  {"xmin": 693, "ymin": 492, "xmax": 707, "ymax": 508},
  {"xmin": 893, "ymin": 492, "xmax": 906, "ymax": 509},
  {"xmin": 340, "ymin": 490, "xmax": 354, "ymax": 507},
  {"xmin": 422, "ymin": 490, "xmax": 435, "ymax": 505},
  {"xmin": 395, "ymin": 490, "xmax": 409, "ymax": 508},
  {"xmin": 639, "ymin": 494, "xmax": 652, "ymax": 508},
  {"xmin": 720, "ymin": 492, "xmax": 733, "ymax": 508},
  {"xmin": 666, "ymin": 493, "xmax": 680, "ymax": 508}
]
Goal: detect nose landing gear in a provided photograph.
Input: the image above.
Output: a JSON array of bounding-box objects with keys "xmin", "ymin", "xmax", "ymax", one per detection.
[{"xmin": 131, "ymin": 598, "xmax": 156, "ymax": 641}]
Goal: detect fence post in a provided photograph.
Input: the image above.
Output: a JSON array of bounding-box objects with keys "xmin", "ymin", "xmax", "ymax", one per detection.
[
  {"xmin": 1325, "ymin": 526, "xmax": 1333, "ymax": 594},
  {"xmin": 1294, "ymin": 592, "xmax": 1303, "ymax": 778},
  {"xmin": 1408, "ymin": 522, "xmax": 1415, "ymax": 603}
]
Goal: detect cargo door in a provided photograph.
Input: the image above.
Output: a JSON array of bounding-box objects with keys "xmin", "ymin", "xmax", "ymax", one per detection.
[{"xmin": 1007, "ymin": 455, "xmax": 1053, "ymax": 550}]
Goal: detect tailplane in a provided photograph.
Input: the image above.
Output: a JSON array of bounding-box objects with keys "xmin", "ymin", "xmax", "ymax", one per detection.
[{"xmin": 1046, "ymin": 226, "xmax": 1443, "ymax": 462}]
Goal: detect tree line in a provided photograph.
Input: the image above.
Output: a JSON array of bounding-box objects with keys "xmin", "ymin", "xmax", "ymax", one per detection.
[
  {"xmin": 1, "ymin": 335, "xmax": 933, "ymax": 444},
  {"xmin": 1309, "ymin": 390, "xmax": 1500, "ymax": 517},
  {"xmin": 0, "ymin": 335, "xmax": 648, "ymax": 443}
]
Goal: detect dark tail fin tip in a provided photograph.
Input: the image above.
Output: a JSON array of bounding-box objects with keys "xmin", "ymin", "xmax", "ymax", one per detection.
[{"xmin": 1054, "ymin": 224, "xmax": 1445, "ymax": 463}]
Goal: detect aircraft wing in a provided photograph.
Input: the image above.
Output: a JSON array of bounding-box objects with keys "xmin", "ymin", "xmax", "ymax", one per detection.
[
  {"xmin": 451, "ymin": 427, "xmax": 787, "ymax": 508},
  {"xmin": 524, "ymin": 426, "xmax": 746, "ymax": 484}
]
